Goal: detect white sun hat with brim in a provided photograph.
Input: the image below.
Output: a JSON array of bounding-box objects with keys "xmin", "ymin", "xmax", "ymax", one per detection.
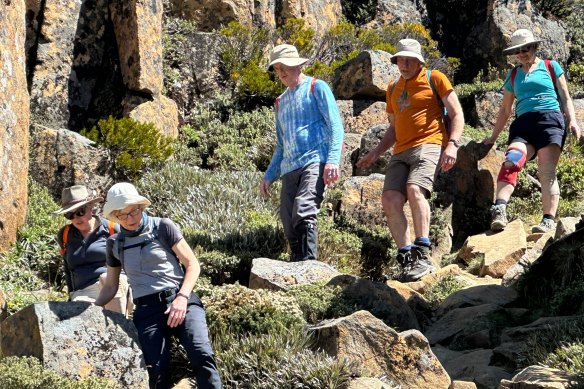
[
  {"xmin": 503, "ymin": 29, "xmax": 542, "ymax": 55},
  {"xmin": 390, "ymin": 39, "xmax": 425, "ymax": 64},
  {"xmin": 267, "ymin": 44, "xmax": 309, "ymax": 71},
  {"xmin": 103, "ymin": 182, "xmax": 151, "ymax": 223},
  {"xmin": 54, "ymin": 185, "xmax": 103, "ymax": 214}
]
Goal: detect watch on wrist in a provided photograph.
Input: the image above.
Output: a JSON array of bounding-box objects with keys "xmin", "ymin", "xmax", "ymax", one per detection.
[
  {"xmin": 177, "ymin": 292, "xmax": 190, "ymax": 300},
  {"xmin": 448, "ymin": 139, "xmax": 461, "ymax": 148}
]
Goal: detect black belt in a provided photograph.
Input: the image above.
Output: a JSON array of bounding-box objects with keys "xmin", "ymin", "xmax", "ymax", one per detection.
[{"xmin": 133, "ymin": 288, "xmax": 177, "ymax": 305}]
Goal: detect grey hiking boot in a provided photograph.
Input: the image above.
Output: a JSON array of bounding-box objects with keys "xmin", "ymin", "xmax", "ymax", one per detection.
[
  {"xmin": 490, "ymin": 204, "xmax": 508, "ymax": 231},
  {"xmin": 403, "ymin": 246, "xmax": 435, "ymax": 282},
  {"xmin": 395, "ymin": 250, "xmax": 413, "ymax": 282},
  {"xmin": 532, "ymin": 218, "xmax": 556, "ymax": 233}
]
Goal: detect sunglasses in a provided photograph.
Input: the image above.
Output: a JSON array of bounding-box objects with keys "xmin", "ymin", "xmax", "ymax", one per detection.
[
  {"xmin": 513, "ymin": 45, "xmax": 532, "ymax": 55},
  {"xmin": 64, "ymin": 206, "xmax": 88, "ymax": 220},
  {"xmin": 117, "ymin": 208, "xmax": 141, "ymax": 221}
]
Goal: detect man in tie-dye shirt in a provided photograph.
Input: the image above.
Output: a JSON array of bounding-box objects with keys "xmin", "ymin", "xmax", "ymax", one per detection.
[{"xmin": 260, "ymin": 44, "xmax": 344, "ymax": 262}]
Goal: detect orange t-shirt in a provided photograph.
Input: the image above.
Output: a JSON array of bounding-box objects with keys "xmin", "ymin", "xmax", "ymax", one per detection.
[{"xmin": 386, "ymin": 68, "xmax": 453, "ymax": 155}]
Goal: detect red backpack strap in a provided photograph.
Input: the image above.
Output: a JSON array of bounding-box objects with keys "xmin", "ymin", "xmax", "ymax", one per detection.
[
  {"xmin": 108, "ymin": 221, "xmax": 115, "ymax": 236},
  {"xmin": 510, "ymin": 66, "xmax": 519, "ymax": 90},
  {"xmin": 275, "ymin": 96, "xmax": 280, "ymax": 111},
  {"xmin": 544, "ymin": 59, "xmax": 557, "ymax": 86},
  {"xmin": 59, "ymin": 224, "xmax": 71, "ymax": 255},
  {"xmin": 310, "ymin": 77, "xmax": 317, "ymax": 94}
]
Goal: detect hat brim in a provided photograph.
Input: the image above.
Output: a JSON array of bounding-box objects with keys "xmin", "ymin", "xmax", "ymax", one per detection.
[
  {"xmin": 390, "ymin": 52, "xmax": 425, "ymax": 64},
  {"xmin": 267, "ymin": 57, "xmax": 309, "ymax": 71},
  {"xmin": 103, "ymin": 195, "xmax": 151, "ymax": 223},
  {"xmin": 54, "ymin": 197, "xmax": 103, "ymax": 215},
  {"xmin": 503, "ymin": 40, "xmax": 542, "ymax": 55}
]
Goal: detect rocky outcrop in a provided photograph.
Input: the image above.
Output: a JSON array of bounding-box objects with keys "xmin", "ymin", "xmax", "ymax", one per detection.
[
  {"xmin": 340, "ymin": 133, "xmax": 361, "ymax": 178},
  {"xmin": 333, "ymin": 50, "xmax": 397, "ymax": 101},
  {"xmin": 279, "ymin": 0, "xmax": 343, "ymax": 38},
  {"xmin": 345, "ymin": 377, "xmax": 394, "ymax": 388},
  {"xmin": 354, "ymin": 124, "xmax": 391, "ymax": 176},
  {"xmin": 336, "ymin": 100, "xmax": 387, "ymax": 135},
  {"xmin": 248, "ymin": 257, "xmax": 340, "ymax": 291},
  {"xmin": 309, "ymin": 310, "xmax": 451, "ymax": 388},
  {"xmin": 29, "ymin": 126, "xmax": 112, "ymax": 200},
  {"xmin": 498, "ymin": 365, "xmax": 578, "ymax": 388},
  {"xmin": 367, "ymin": 0, "xmax": 424, "ymax": 27},
  {"xmin": 340, "ymin": 174, "xmax": 386, "ymax": 226},
  {"xmin": 0, "ymin": 0, "xmax": 30, "ymax": 253},
  {"xmin": 502, "ymin": 229, "xmax": 554, "ymax": 286},
  {"xmin": 0, "ymin": 302, "xmax": 149, "ymax": 387},
  {"xmin": 437, "ymin": 285, "xmax": 519, "ymax": 317},
  {"xmin": 123, "ymin": 95, "xmax": 179, "ymax": 138}
]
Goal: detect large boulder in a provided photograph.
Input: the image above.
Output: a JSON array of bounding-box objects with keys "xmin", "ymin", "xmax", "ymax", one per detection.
[
  {"xmin": 498, "ymin": 365, "xmax": 578, "ymax": 389},
  {"xmin": 309, "ymin": 310, "xmax": 450, "ymax": 388},
  {"xmin": 340, "ymin": 174, "xmax": 386, "ymax": 226},
  {"xmin": 29, "ymin": 127, "xmax": 112, "ymax": 200},
  {"xmin": 0, "ymin": 0, "xmax": 30, "ymax": 253},
  {"xmin": 123, "ymin": 95, "xmax": 179, "ymax": 138},
  {"xmin": 248, "ymin": 257, "xmax": 340, "ymax": 291},
  {"xmin": 367, "ymin": 0, "xmax": 424, "ymax": 27},
  {"xmin": 336, "ymin": 100, "xmax": 387, "ymax": 135},
  {"xmin": 110, "ymin": 0, "xmax": 163, "ymax": 95},
  {"xmin": 279, "ymin": 0, "xmax": 343, "ymax": 38},
  {"xmin": 0, "ymin": 302, "xmax": 149, "ymax": 386},
  {"xmin": 354, "ymin": 124, "xmax": 391, "ymax": 176},
  {"xmin": 437, "ymin": 285, "xmax": 519, "ymax": 317},
  {"xmin": 333, "ymin": 50, "xmax": 398, "ymax": 101}
]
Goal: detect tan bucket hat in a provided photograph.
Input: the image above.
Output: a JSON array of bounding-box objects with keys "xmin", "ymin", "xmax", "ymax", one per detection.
[
  {"xmin": 503, "ymin": 29, "xmax": 542, "ymax": 54},
  {"xmin": 390, "ymin": 39, "xmax": 425, "ymax": 64},
  {"xmin": 54, "ymin": 185, "xmax": 102, "ymax": 214},
  {"xmin": 267, "ymin": 44, "xmax": 309, "ymax": 71},
  {"xmin": 103, "ymin": 182, "xmax": 151, "ymax": 223}
]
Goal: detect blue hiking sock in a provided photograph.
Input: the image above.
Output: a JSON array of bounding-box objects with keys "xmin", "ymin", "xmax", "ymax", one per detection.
[
  {"xmin": 414, "ymin": 237, "xmax": 431, "ymax": 247},
  {"xmin": 398, "ymin": 245, "xmax": 412, "ymax": 253}
]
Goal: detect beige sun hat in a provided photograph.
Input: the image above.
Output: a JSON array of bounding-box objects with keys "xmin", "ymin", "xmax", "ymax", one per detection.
[
  {"xmin": 103, "ymin": 182, "xmax": 151, "ymax": 223},
  {"xmin": 54, "ymin": 185, "xmax": 102, "ymax": 215},
  {"xmin": 267, "ymin": 44, "xmax": 309, "ymax": 71},
  {"xmin": 390, "ymin": 39, "xmax": 425, "ymax": 64},
  {"xmin": 503, "ymin": 29, "xmax": 542, "ymax": 55}
]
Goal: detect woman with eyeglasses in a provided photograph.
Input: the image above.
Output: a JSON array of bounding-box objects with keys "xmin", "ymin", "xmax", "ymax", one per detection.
[
  {"xmin": 95, "ymin": 182, "xmax": 222, "ymax": 389},
  {"xmin": 484, "ymin": 29, "xmax": 582, "ymax": 233},
  {"xmin": 55, "ymin": 185, "xmax": 130, "ymax": 314}
]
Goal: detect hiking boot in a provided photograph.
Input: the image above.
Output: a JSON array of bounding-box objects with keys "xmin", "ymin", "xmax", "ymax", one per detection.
[
  {"xmin": 395, "ymin": 250, "xmax": 413, "ymax": 282},
  {"xmin": 532, "ymin": 218, "xmax": 556, "ymax": 233},
  {"xmin": 490, "ymin": 204, "xmax": 508, "ymax": 231},
  {"xmin": 403, "ymin": 246, "xmax": 435, "ymax": 282}
]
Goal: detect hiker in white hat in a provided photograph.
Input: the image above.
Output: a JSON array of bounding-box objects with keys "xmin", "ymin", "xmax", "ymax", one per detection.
[
  {"xmin": 260, "ymin": 44, "xmax": 344, "ymax": 262},
  {"xmin": 485, "ymin": 29, "xmax": 582, "ymax": 234},
  {"xmin": 96, "ymin": 182, "xmax": 221, "ymax": 389},
  {"xmin": 55, "ymin": 185, "xmax": 130, "ymax": 315},
  {"xmin": 357, "ymin": 38, "xmax": 465, "ymax": 282}
]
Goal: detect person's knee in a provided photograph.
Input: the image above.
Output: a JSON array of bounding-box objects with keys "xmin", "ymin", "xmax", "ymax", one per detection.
[
  {"xmin": 497, "ymin": 148, "xmax": 527, "ymax": 186},
  {"xmin": 539, "ymin": 163, "xmax": 560, "ymax": 196},
  {"xmin": 406, "ymin": 184, "xmax": 430, "ymax": 201},
  {"xmin": 382, "ymin": 191, "xmax": 404, "ymax": 215}
]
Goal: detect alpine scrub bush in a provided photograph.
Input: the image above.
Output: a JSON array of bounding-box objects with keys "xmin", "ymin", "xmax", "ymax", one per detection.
[
  {"xmin": 286, "ymin": 283, "xmax": 353, "ymax": 324},
  {"xmin": 424, "ymin": 275, "xmax": 469, "ymax": 309},
  {"xmin": 317, "ymin": 215, "xmax": 363, "ymax": 274},
  {"xmin": 0, "ymin": 356, "xmax": 120, "ymax": 389},
  {"xmin": 81, "ymin": 116, "xmax": 174, "ymax": 180},
  {"xmin": 197, "ymin": 250, "xmax": 241, "ymax": 286},
  {"xmin": 202, "ymin": 283, "xmax": 305, "ymax": 338}
]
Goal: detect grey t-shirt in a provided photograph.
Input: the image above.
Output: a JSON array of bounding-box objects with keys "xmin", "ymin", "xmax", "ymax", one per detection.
[{"xmin": 106, "ymin": 216, "xmax": 185, "ymax": 299}]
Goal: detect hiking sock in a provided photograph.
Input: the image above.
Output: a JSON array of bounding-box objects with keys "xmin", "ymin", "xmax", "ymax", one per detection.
[
  {"xmin": 543, "ymin": 214, "xmax": 554, "ymax": 221},
  {"xmin": 398, "ymin": 245, "xmax": 412, "ymax": 253},
  {"xmin": 413, "ymin": 237, "xmax": 431, "ymax": 247},
  {"xmin": 494, "ymin": 199, "xmax": 507, "ymax": 206}
]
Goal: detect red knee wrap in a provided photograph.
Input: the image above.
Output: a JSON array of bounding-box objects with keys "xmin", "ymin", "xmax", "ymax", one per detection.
[{"xmin": 497, "ymin": 147, "xmax": 526, "ymax": 186}]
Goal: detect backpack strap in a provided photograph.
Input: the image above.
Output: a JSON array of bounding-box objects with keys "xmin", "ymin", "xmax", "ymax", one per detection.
[
  {"xmin": 59, "ymin": 225, "xmax": 71, "ymax": 255},
  {"xmin": 427, "ymin": 69, "xmax": 443, "ymax": 108},
  {"xmin": 275, "ymin": 77, "xmax": 318, "ymax": 112},
  {"xmin": 510, "ymin": 65, "xmax": 520, "ymax": 90},
  {"xmin": 108, "ymin": 221, "xmax": 115, "ymax": 236}
]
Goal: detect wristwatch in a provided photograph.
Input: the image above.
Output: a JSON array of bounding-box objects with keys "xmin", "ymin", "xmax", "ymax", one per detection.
[
  {"xmin": 448, "ymin": 139, "xmax": 461, "ymax": 148},
  {"xmin": 177, "ymin": 291, "xmax": 190, "ymax": 300}
]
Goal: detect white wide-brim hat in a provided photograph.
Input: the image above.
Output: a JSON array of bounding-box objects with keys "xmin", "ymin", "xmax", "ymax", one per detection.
[
  {"xmin": 390, "ymin": 38, "xmax": 425, "ymax": 64},
  {"xmin": 503, "ymin": 29, "xmax": 542, "ymax": 54},
  {"xmin": 267, "ymin": 44, "xmax": 309, "ymax": 71},
  {"xmin": 103, "ymin": 182, "xmax": 151, "ymax": 223},
  {"xmin": 54, "ymin": 185, "xmax": 102, "ymax": 214}
]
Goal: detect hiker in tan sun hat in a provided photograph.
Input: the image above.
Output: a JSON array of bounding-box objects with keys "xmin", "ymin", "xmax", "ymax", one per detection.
[
  {"xmin": 485, "ymin": 28, "xmax": 581, "ymax": 234},
  {"xmin": 357, "ymin": 38, "xmax": 465, "ymax": 282},
  {"xmin": 55, "ymin": 185, "xmax": 130, "ymax": 316},
  {"xmin": 260, "ymin": 44, "xmax": 344, "ymax": 262}
]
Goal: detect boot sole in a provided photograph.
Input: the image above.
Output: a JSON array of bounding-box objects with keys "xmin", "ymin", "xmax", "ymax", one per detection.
[
  {"xmin": 404, "ymin": 266, "xmax": 436, "ymax": 282},
  {"xmin": 491, "ymin": 221, "xmax": 507, "ymax": 231}
]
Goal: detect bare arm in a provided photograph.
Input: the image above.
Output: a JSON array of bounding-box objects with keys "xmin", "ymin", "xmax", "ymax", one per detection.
[
  {"xmin": 556, "ymin": 74, "xmax": 582, "ymax": 140},
  {"xmin": 165, "ymin": 238, "xmax": 201, "ymax": 327},
  {"xmin": 440, "ymin": 91, "xmax": 465, "ymax": 171},
  {"xmin": 485, "ymin": 90, "xmax": 515, "ymax": 145},
  {"xmin": 94, "ymin": 266, "xmax": 121, "ymax": 306},
  {"xmin": 356, "ymin": 113, "xmax": 396, "ymax": 168}
]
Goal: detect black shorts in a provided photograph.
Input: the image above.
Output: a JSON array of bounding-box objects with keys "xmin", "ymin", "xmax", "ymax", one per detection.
[{"xmin": 508, "ymin": 110, "xmax": 566, "ymax": 154}]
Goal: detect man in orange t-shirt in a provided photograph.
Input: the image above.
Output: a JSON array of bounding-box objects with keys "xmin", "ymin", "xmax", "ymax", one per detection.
[{"xmin": 357, "ymin": 39, "xmax": 464, "ymax": 282}]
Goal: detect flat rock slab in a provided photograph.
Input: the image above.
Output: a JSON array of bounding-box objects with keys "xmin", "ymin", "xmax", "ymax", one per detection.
[{"xmin": 249, "ymin": 257, "xmax": 340, "ymax": 291}]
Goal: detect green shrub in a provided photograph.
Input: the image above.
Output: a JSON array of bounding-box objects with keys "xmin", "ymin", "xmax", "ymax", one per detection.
[
  {"xmin": 550, "ymin": 277, "xmax": 584, "ymax": 315},
  {"xmin": 341, "ymin": 0, "xmax": 377, "ymax": 25},
  {"xmin": 286, "ymin": 283, "xmax": 354, "ymax": 324},
  {"xmin": 532, "ymin": 0, "xmax": 576, "ymax": 19},
  {"xmin": 0, "ymin": 179, "xmax": 68, "ymax": 313},
  {"xmin": 202, "ymin": 284, "xmax": 305, "ymax": 338},
  {"xmin": 424, "ymin": 275, "xmax": 469, "ymax": 309},
  {"xmin": 214, "ymin": 327, "xmax": 353, "ymax": 389},
  {"xmin": 162, "ymin": 17, "xmax": 198, "ymax": 94},
  {"xmin": 277, "ymin": 18, "xmax": 315, "ymax": 54},
  {"xmin": 0, "ymin": 356, "xmax": 120, "ymax": 389},
  {"xmin": 543, "ymin": 342, "xmax": 584, "ymax": 375},
  {"xmin": 81, "ymin": 116, "xmax": 174, "ymax": 180},
  {"xmin": 317, "ymin": 215, "xmax": 363, "ymax": 274},
  {"xmin": 197, "ymin": 251, "xmax": 241, "ymax": 285}
]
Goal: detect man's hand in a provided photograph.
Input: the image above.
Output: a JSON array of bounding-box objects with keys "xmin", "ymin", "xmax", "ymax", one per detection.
[
  {"xmin": 440, "ymin": 143, "xmax": 458, "ymax": 172},
  {"xmin": 259, "ymin": 179, "xmax": 273, "ymax": 199},
  {"xmin": 356, "ymin": 150, "xmax": 379, "ymax": 169},
  {"xmin": 323, "ymin": 164, "xmax": 339, "ymax": 186}
]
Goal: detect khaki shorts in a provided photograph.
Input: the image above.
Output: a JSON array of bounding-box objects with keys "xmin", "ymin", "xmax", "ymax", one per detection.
[
  {"xmin": 71, "ymin": 273, "xmax": 133, "ymax": 317},
  {"xmin": 383, "ymin": 143, "xmax": 441, "ymax": 196}
]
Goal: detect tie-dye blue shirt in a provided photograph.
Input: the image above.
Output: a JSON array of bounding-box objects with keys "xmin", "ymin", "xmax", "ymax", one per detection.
[{"xmin": 264, "ymin": 76, "xmax": 344, "ymax": 182}]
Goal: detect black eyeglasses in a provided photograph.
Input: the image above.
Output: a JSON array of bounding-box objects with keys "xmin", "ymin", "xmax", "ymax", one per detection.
[
  {"xmin": 513, "ymin": 45, "xmax": 532, "ymax": 55},
  {"xmin": 64, "ymin": 207, "xmax": 87, "ymax": 220},
  {"xmin": 117, "ymin": 208, "xmax": 141, "ymax": 221}
]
